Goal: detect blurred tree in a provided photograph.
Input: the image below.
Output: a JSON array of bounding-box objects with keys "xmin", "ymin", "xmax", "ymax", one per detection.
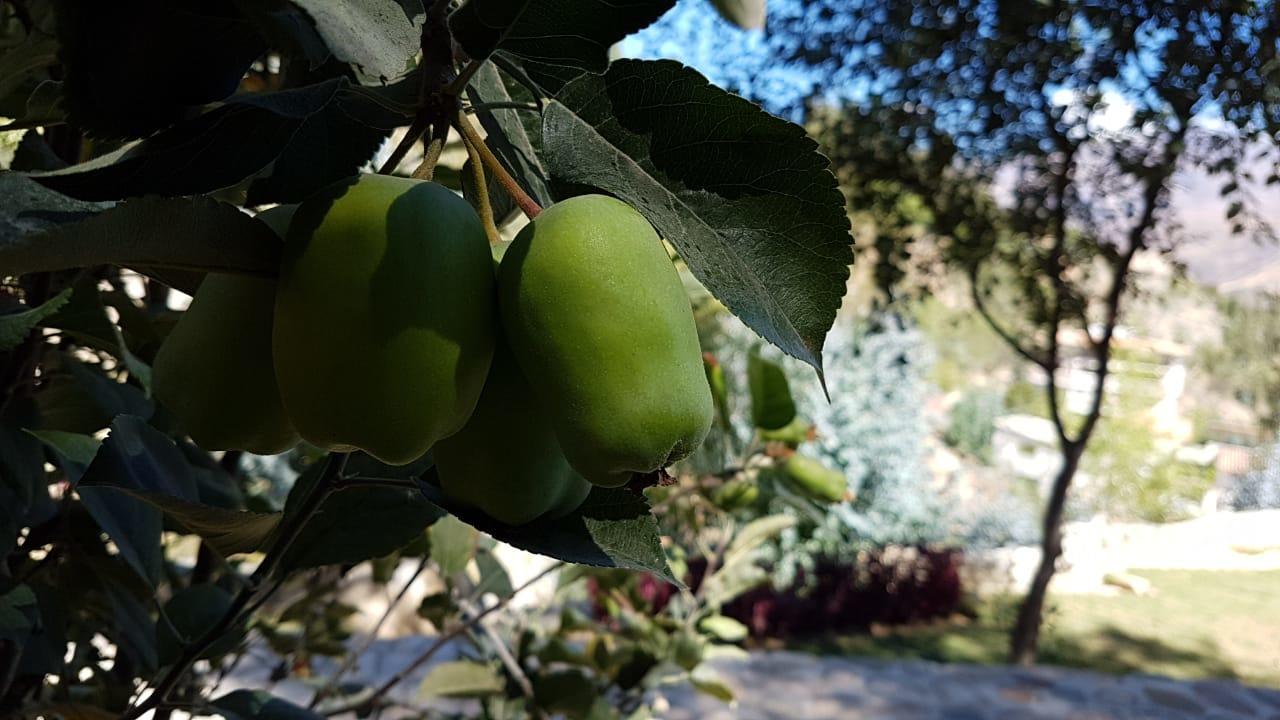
[
  {"xmin": 810, "ymin": 1, "xmax": 1280, "ymax": 665},
  {"xmin": 636, "ymin": 0, "xmax": 1280, "ymax": 663}
]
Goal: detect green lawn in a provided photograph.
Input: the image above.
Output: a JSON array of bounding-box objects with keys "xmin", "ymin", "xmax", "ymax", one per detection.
[{"xmin": 792, "ymin": 569, "xmax": 1280, "ymax": 688}]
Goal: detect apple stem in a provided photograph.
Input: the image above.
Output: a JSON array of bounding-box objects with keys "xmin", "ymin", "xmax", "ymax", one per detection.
[
  {"xmin": 461, "ymin": 129, "xmax": 503, "ymax": 245},
  {"xmin": 453, "ymin": 109, "xmax": 543, "ymax": 219}
]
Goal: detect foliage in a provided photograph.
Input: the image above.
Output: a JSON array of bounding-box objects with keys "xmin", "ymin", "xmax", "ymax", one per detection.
[
  {"xmin": 1082, "ymin": 392, "xmax": 1215, "ymax": 523},
  {"xmin": 1220, "ymin": 443, "xmax": 1280, "ymax": 512},
  {"xmin": 943, "ymin": 391, "xmax": 1001, "ymax": 464},
  {"xmin": 1196, "ymin": 293, "xmax": 1280, "ymax": 436},
  {"xmin": 0, "ymin": 0, "xmax": 853, "ymax": 716}
]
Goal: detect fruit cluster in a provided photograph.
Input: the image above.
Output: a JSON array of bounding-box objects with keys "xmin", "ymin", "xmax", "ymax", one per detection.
[{"xmin": 153, "ymin": 174, "xmax": 714, "ymax": 525}]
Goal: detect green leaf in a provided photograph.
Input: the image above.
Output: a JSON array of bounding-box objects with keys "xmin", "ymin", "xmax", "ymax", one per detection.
[
  {"xmin": 106, "ymin": 487, "xmax": 279, "ymax": 557},
  {"xmin": 429, "ymin": 514, "xmax": 477, "ymax": 577},
  {"xmin": 0, "ymin": 584, "xmax": 37, "ymax": 641},
  {"xmin": 417, "ymin": 660, "xmax": 504, "ymax": 699},
  {"xmin": 27, "ymin": 429, "xmax": 100, "ymax": 485},
  {"xmin": 708, "ymin": 0, "xmax": 766, "ymax": 30},
  {"xmin": 289, "ymin": 0, "xmax": 425, "ymax": 86},
  {"xmin": 76, "ymin": 415, "xmax": 201, "ymax": 587},
  {"xmin": 451, "ymin": 0, "xmax": 674, "ymax": 74},
  {"xmin": 278, "ymin": 464, "xmax": 444, "ymax": 571},
  {"xmin": 474, "ymin": 548, "xmax": 514, "ymax": 599},
  {"xmin": 213, "ymin": 689, "xmax": 325, "ymax": 720},
  {"xmin": 747, "ymin": 350, "xmax": 795, "ymax": 430},
  {"xmin": 54, "ymin": 1, "xmax": 266, "ymax": 139},
  {"xmin": 31, "ymin": 79, "xmax": 347, "ymax": 200},
  {"xmin": 543, "ymin": 60, "xmax": 852, "ymax": 377},
  {"xmin": 3, "ymin": 191, "xmax": 282, "ymax": 278},
  {"xmin": 697, "ymin": 615, "xmax": 748, "ymax": 643},
  {"xmin": 34, "ymin": 353, "xmax": 153, "ymax": 434},
  {"xmin": 157, "ymin": 583, "xmax": 239, "ymax": 665},
  {"xmin": 419, "ymin": 472, "xmax": 679, "ymax": 585},
  {"xmin": 722, "ymin": 513, "xmax": 795, "ymax": 566}
]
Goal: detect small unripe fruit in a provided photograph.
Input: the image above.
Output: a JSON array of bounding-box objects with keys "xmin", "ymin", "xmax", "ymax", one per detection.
[
  {"xmin": 498, "ymin": 195, "xmax": 713, "ymax": 486},
  {"xmin": 435, "ymin": 336, "xmax": 592, "ymax": 525},
  {"xmin": 152, "ymin": 206, "xmax": 298, "ymax": 454},
  {"xmin": 273, "ymin": 175, "xmax": 494, "ymax": 465},
  {"xmin": 781, "ymin": 455, "xmax": 847, "ymax": 504}
]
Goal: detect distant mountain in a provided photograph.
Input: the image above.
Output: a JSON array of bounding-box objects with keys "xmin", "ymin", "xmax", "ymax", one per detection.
[{"xmin": 1170, "ymin": 169, "xmax": 1280, "ymax": 294}]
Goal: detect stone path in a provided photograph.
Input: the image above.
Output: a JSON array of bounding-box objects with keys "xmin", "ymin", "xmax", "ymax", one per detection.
[{"xmin": 659, "ymin": 651, "xmax": 1280, "ymax": 720}]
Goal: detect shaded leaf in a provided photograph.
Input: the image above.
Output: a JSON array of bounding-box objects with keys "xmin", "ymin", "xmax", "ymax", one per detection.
[
  {"xmin": 543, "ymin": 60, "xmax": 852, "ymax": 376},
  {"xmin": 0, "ymin": 288, "xmax": 68, "ymax": 352},
  {"xmin": 452, "ymin": 0, "xmax": 674, "ymax": 75},
  {"xmin": 77, "ymin": 415, "xmax": 201, "ymax": 586},
  {"xmin": 0, "ymin": 173, "xmax": 109, "ymax": 256},
  {"xmin": 4, "ymin": 190, "xmax": 282, "ymax": 279},
  {"xmin": 0, "ymin": 584, "xmax": 36, "ymax": 640},
  {"xmin": 34, "ymin": 353, "xmax": 153, "ymax": 434},
  {"xmin": 97, "ymin": 565, "xmax": 159, "ymax": 673},
  {"xmin": 54, "ymin": 0, "xmax": 267, "ymax": 139},
  {"xmin": 27, "ymin": 429, "xmax": 99, "ymax": 485},
  {"xmin": 279, "ymin": 464, "xmax": 444, "ymax": 570},
  {"xmin": 420, "ymin": 472, "xmax": 678, "ymax": 584},
  {"xmin": 157, "ymin": 583, "xmax": 239, "ymax": 665},
  {"xmin": 107, "ymin": 487, "xmax": 279, "ymax": 557},
  {"xmin": 417, "ymin": 660, "xmax": 503, "ymax": 699},
  {"xmin": 213, "ymin": 689, "xmax": 324, "ymax": 720},
  {"xmin": 245, "ymin": 85, "xmax": 406, "ymax": 204},
  {"xmin": 466, "ymin": 60, "xmax": 552, "ymax": 209},
  {"xmin": 290, "ymin": 0, "xmax": 425, "ymax": 86},
  {"xmin": 0, "ymin": 401, "xmax": 44, "ymax": 507},
  {"xmin": 31, "ymin": 79, "xmax": 346, "ymax": 200}
]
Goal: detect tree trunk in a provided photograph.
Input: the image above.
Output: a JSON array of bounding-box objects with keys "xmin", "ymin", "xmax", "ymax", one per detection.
[{"xmin": 1009, "ymin": 440, "xmax": 1083, "ymax": 665}]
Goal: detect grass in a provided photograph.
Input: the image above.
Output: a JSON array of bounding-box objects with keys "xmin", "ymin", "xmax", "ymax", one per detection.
[{"xmin": 792, "ymin": 569, "xmax": 1280, "ymax": 688}]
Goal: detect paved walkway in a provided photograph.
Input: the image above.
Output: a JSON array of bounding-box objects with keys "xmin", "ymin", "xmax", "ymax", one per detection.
[{"xmin": 660, "ymin": 651, "xmax": 1280, "ymax": 720}]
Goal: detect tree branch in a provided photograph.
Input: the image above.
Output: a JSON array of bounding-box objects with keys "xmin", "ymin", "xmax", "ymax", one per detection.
[
  {"xmin": 319, "ymin": 562, "xmax": 564, "ymax": 717},
  {"xmin": 308, "ymin": 554, "xmax": 432, "ymax": 709},
  {"xmin": 967, "ymin": 267, "xmax": 1052, "ymax": 371},
  {"xmin": 119, "ymin": 453, "xmax": 350, "ymax": 720}
]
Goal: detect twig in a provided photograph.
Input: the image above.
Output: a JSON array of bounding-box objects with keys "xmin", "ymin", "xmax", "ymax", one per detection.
[
  {"xmin": 443, "ymin": 58, "xmax": 485, "ymax": 97},
  {"xmin": 321, "ymin": 562, "xmax": 564, "ymax": 717},
  {"xmin": 119, "ymin": 453, "xmax": 350, "ymax": 720},
  {"xmin": 453, "ymin": 109, "xmax": 542, "ymax": 219},
  {"xmin": 967, "ymin": 270, "xmax": 1053, "ymax": 371},
  {"xmin": 0, "ymin": 117, "xmax": 65, "ymax": 132},
  {"xmin": 460, "ymin": 130, "xmax": 503, "ymax": 244},
  {"xmin": 308, "ymin": 555, "xmax": 432, "ymax": 709},
  {"xmin": 411, "ymin": 130, "xmax": 447, "ymax": 181},
  {"xmin": 461, "ymin": 600, "xmax": 541, "ymax": 716},
  {"xmin": 377, "ymin": 116, "xmax": 431, "ymax": 175},
  {"xmin": 465, "ymin": 101, "xmax": 540, "ymax": 114}
]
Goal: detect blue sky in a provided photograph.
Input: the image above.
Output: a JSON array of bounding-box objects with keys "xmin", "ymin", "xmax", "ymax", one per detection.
[{"xmin": 622, "ymin": 0, "xmax": 1280, "ymax": 290}]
